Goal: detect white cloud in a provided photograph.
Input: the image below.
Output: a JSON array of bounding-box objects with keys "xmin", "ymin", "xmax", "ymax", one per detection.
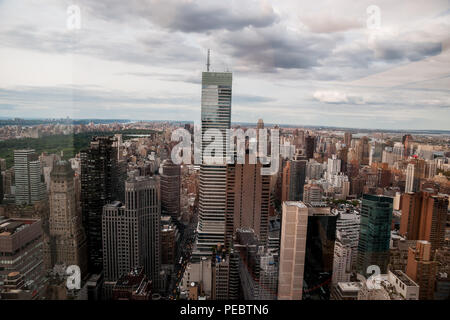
[
  {"xmin": 0, "ymin": 0, "xmax": 449, "ymax": 130},
  {"xmin": 313, "ymin": 90, "xmax": 366, "ymax": 104}
]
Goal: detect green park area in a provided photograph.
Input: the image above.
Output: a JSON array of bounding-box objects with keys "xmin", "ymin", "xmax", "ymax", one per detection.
[{"xmin": 0, "ymin": 129, "xmax": 155, "ymax": 168}]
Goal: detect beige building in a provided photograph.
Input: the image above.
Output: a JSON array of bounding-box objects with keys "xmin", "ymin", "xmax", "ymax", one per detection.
[
  {"xmin": 277, "ymin": 201, "xmax": 308, "ymax": 300},
  {"xmin": 0, "ymin": 217, "xmax": 44, "ymax": 296},
  {"xmin": 49, "ymin": 160, "xmax": 87, "ymax": 275}
]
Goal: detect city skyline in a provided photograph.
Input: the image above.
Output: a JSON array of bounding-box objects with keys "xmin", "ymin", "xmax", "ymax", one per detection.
[
  {"xmin": 0, "ymin": 0, "xmax": 449, "ymax": 307},
  {"xmin": 0, "ymin": 1, "xmax": 449, "ymax": 130}
]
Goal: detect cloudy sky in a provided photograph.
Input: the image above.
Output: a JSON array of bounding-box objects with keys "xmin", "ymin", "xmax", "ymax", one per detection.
[{"xmin": 0, "ymin": 0, "xmax": 449, "ymax": 130}]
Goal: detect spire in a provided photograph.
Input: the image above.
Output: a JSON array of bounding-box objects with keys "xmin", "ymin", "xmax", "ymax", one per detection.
[{"xmin": 206, "ymin": 49, "xmax": 210, "ymax": 72}]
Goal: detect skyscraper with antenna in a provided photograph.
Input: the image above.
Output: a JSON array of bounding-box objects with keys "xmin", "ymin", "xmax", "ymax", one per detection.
[{"xmin": 193, "ymin": 50, "xmax": 233, "ymax": 259}]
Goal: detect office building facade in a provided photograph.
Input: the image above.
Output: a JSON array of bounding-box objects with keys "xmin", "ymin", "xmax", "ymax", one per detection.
[
  {"xmin": 14, "ymin": 149, "xmax": 46, "ymax": 205},
  {"xmin": 102, "ymin": 176, "xmax": 161, "ymax": 286},
  {"xmin": 49, "ymin": 160, "xmax": 87, "ymax": 274},
  {"xmin": 195, "ymin": 71, "xmax": 232, "ymax": 256},
  {"xmin": 81, "ymin": 136, "xmax": 118, "ymax": 274},
  {"xmin": 357, "ymin": 194, "xmax": 393, "ymax": 275}
]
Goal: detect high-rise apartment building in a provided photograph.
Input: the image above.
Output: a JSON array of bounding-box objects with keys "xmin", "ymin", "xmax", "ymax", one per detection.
[
  {"xmin": 406, "ymin": 240, "xmax": 437, "ymax": 300},
  {"xmin": 355, "ymin": 137, "xmax": 370, "ymax": 165},
  {"xmin": 405, "ymin": 164, "xmax": 416, "ymax": 193},
  {"xmin": 402, "ymin": 134, "xmax": 413, "ymax": 157},
  {"xmin": 418, "ymin": 192, "xmax": 448, "ymax": 251},
  {"xmin": 400, "ymin": 189, "xmax": 448, "ymax": 251},
  {"xmin": 338, "ymin": 146, "xmax": 348, "ymax": 173},
  {"xmin": 401, "ymin": 191, "xmax": 425, "ymax": 240},
  {"xmin": 225, "ymin": 153, "xmax": 270, "ymax": 248},
  {"xmin": 405, "ymin": 159, "xmax": 426, "ymax": 193},
  {"xmin": 102, "ymin": 176, "xmax": 161, "ymax": 286},
  {"xmin": 80, "ymin": 136, "xmax": 118, "ymax": 274},
  {"xmin": 305, "ymin": 159, "xmax": 324, "ymax": 180},
  {"xmin": 281, "ymin": 153, "xmax": 307, "ymax": 202},
  {"xmin": 335, "ymin": 210, "xmax": 360, "ymax": 271},
  {"xmin": 327, "ymin": 154, "xmax": 341, "ymax": 179},
  {"xmin": 369, "ymin": 142, "xmax": 384, "ymax": 165},
  {"xmin": 357, "ymin": 194, "xmax": 393, "ymax": 275},
  {"xmin": 49, "ymin": 160, "xmax": 87, "ymax": 274},
  {"xmin": 305, "ymin": 134, "xmax": 315, "ymax": 159},
  {"xmin": 332, "ymin": 239, "xmax": 353, "ymax": 284},
  {"xmin": 195, "ymin": 67, "xmax": 232, "ymax": 257},
  {"xmin": 14, "ymin": 149, "xmax": 46, "ymax": 205},
  {"xmin": 303, "ymin": 183, "xmax": 323, "ymax": 205},
  {"xmin": 344, "ymin": 132, "xmax": 352, "ymax": 147},
  {"xmin": 160, "ymin": 159, "xmax": 181, "ymax": 220},
  {"xmin": 332, "ymin": 209, "xmax": 360, "ymax": 285}
]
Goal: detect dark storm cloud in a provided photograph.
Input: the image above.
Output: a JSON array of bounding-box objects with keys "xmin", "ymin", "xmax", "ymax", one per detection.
[
  {"xmin": 0, "ymin": 24, "xmax": 203, "ymax": 67},
  {"xmin": 80, "ymin": 0, "xmax": 279, "ymax": 33},
  {"xmin": 374, "ymin": 40, "xmax": 442, "ymax": 62},
  {"xmin": 2, "ymin": 1, "xmax": 445, "ymax": 79},
  {"xmin": 156, "ymin": 2, "xmax": 278, "ymax": 32},
  {"xmin": 217, "ymin": 26, "xmax": 339, "ymax": 72}
]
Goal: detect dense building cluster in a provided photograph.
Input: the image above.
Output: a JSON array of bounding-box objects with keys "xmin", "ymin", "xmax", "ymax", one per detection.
[{"xmin": 0, "ymin": 68, "xmax": 449, "ymax": 301}]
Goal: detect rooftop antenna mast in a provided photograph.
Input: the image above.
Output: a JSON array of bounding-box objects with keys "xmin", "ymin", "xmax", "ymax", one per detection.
[{"xmin": 206, "ymin": 49, "xmax": 210, "ymax": 72}]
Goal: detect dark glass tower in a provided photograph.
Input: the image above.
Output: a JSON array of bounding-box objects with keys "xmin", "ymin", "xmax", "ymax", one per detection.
[
  {"xmin": 288, "ymin": 154, "xmax": 307, "ymax": 201},
  {"xmin": 160, "ymin": 159, "xmax": 181, "ymax": 220},
  {"xmin": 305, "ymin": 135, "xmax": 315, "ymax": 159},
  {"xmin": 303, "ymin": 210, "xmax": 337, "ymax": 300},
  {"xmin": 81, "ymin": 136, "xmax": 118, "ymax": 274},
  {"xmin": 357, "ymin": 194, "xmax": 393, "ymax": 275}
]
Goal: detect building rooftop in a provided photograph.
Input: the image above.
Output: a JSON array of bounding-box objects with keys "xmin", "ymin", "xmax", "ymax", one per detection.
[
  {"xmin": 161, "ymin": 215, "xmax": 172, "ymax": 223},
  {"xmin": 115, "ymin": 267, "xmax": 146, "ymax": 288},
  {"xmin": 284, "ymin": 201, "xmax": 307, "ymax": 208},
  {"xmin": 0, "ymin": 219, "xmax": 36, "ymax": 236},
  {"xmin": 104, "ymin": 201, "xmax": 123, "ymax": 208},
  {"xmin": 307, "ymin": 204, "xmax": 335, "ymax": 216},
  {"xmin": 337, "ymin": 282, "xmax": 363, "ymax": 292},
  {"xmin": 391, "ymin": 270, "xmax": 418, "ymax": 287}
]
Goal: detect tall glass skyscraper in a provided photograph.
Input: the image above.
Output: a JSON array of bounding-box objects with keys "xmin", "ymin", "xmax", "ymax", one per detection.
[
  {"xmin": 194, "ymin": 70, "xmax": 232, "ymax": 257},
  {"xmin": 80, "ymin": 136, "xmax": 119, "ymax": 274},
  {"xmin": 357, "ymin": 194, "xmax": 393, "ymax": 275}
]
